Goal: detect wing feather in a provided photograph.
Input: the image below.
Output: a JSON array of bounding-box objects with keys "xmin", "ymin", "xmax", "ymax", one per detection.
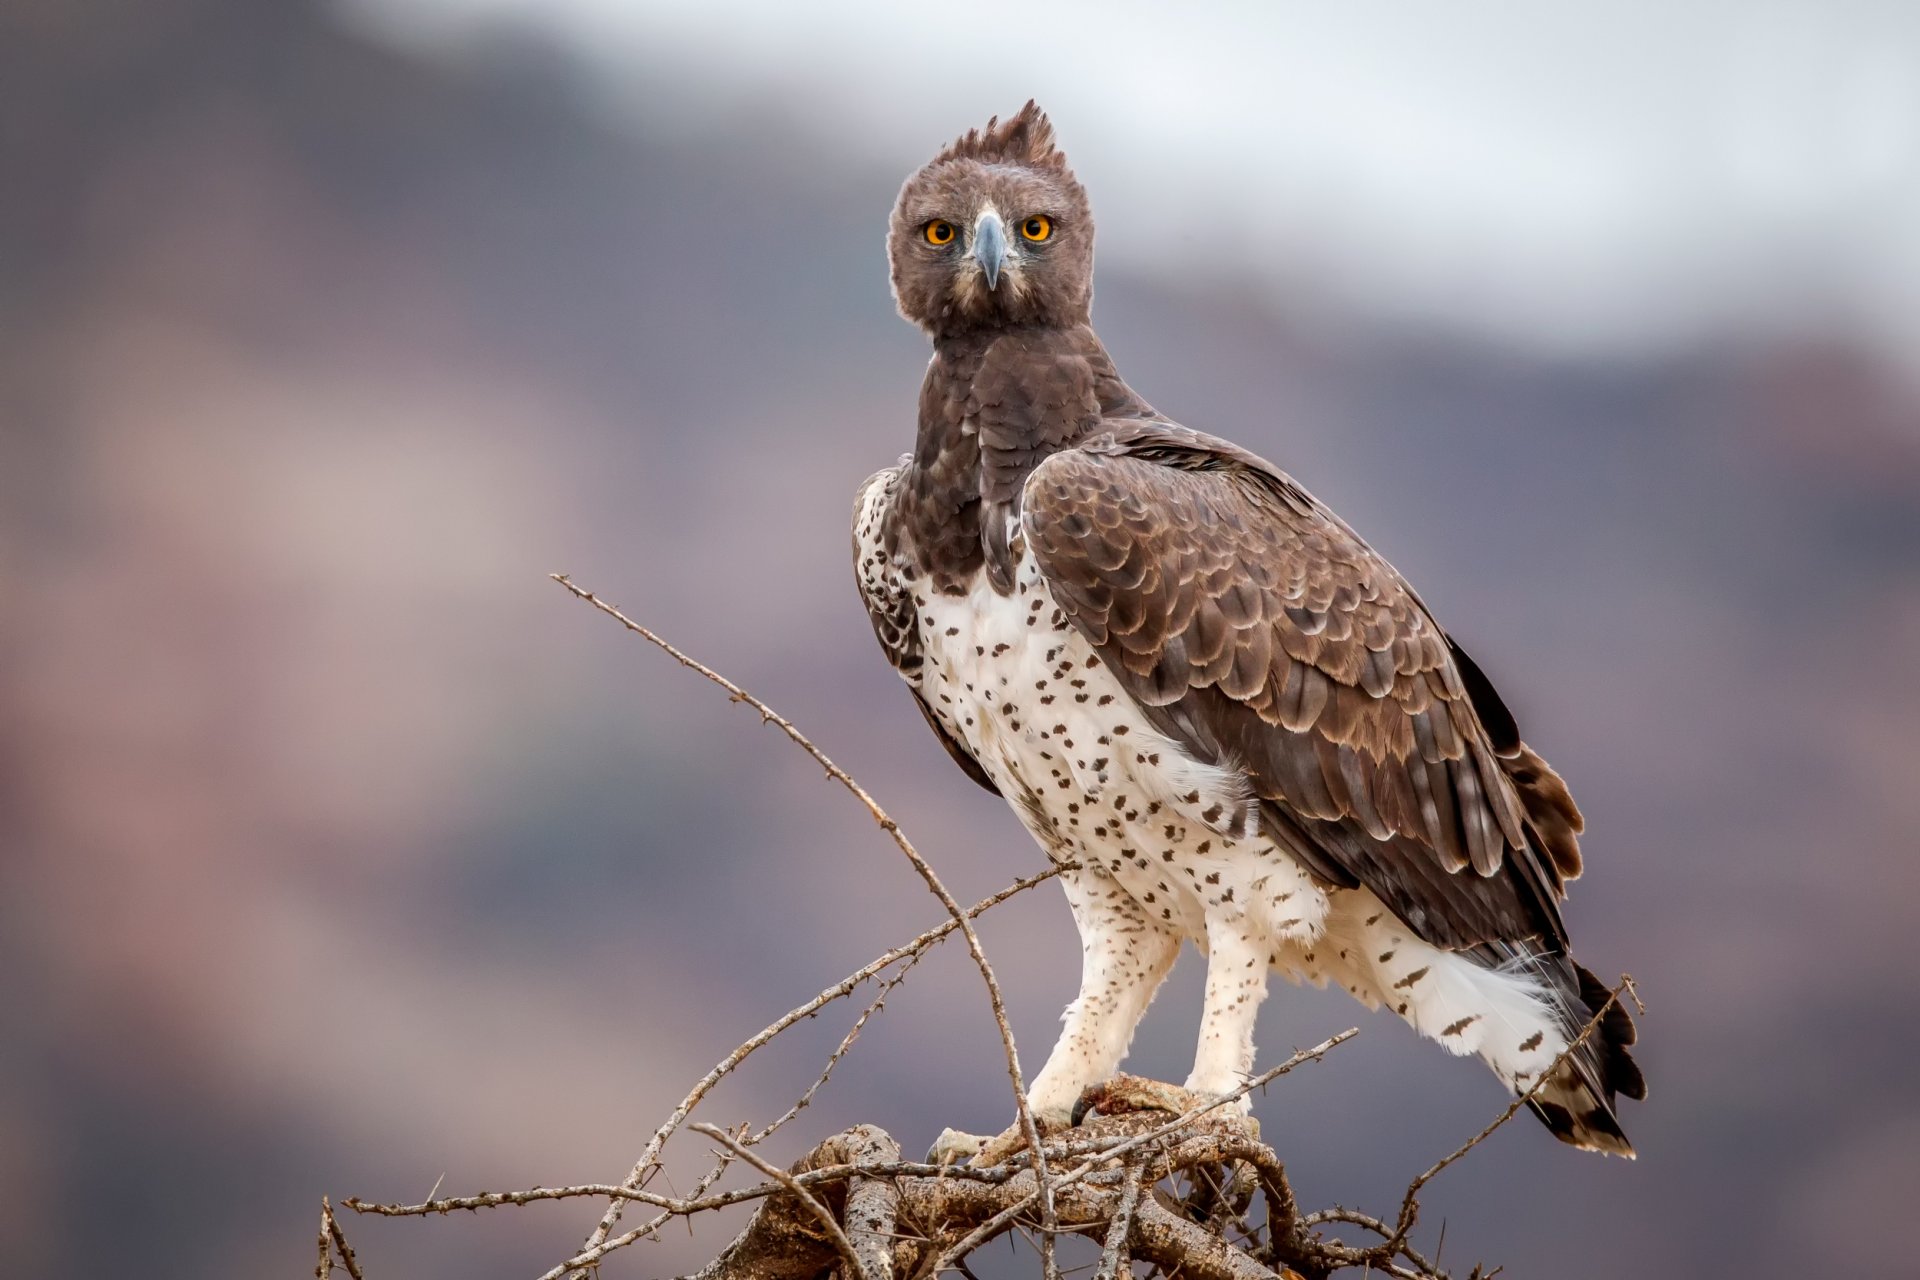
[
  {"xmin": 852, "ymin": 462, "xmax": 1001, "ymax": 798},
  {"xmin": 1022, "ymin": 423, "xmax": 1583, "ymax": 951}
]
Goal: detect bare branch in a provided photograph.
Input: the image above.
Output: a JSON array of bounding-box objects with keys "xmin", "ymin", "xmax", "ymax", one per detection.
[
  {"xmin": 1092, "ymin": 1161, "xmax": 1143, "ymax": 1280},
  {"xmin": 693, "ymin": 1123, "xmax": 871, "ymax": 1280},
  {"xmin": 842, "ymin": 1127, "xmax": 905, "ymax": 1280},
  {"xmin": 319, "ymin": 1197, "xmax": 364, "ymax": 1280},
  {"xmin": 515, "ymin": 863, "xmax": 1056, "ymax": 1275},
  {"xmin": 746, "ymin": 952, "xmax": 922, "ymax": 1146},
  {"xmin": 553, "ymin": 573, "xmax": 1056, "ymax": 1264}
]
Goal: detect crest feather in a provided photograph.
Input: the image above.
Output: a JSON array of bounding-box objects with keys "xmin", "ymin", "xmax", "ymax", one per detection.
[{"xmin": 934, "ymin": 100, "xmax": 1065, "ymax": 170}]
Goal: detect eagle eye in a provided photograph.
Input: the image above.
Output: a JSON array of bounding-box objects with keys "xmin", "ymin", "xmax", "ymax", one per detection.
[
  {"xmin": 1020, "ymin": 215, "xmax": 1053, "ymax": 243},
  {"xmin": 924, "ymin": 220, "xmax": 956, "ymax": 246}
]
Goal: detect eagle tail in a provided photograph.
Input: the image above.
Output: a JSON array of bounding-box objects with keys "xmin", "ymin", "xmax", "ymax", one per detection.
[{"xmin": 1508, "ymin": 951, "xmax": 1645, "ymax": 1156}]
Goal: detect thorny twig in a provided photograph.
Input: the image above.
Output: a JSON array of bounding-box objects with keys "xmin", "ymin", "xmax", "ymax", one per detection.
[
  {"xmin": 550, "ymin": 573, "xmax": 1060, "ymax": 1266},
  {"xmin": 518, "ymin": 866, "xmax": 1060, "ymax": 1280},
  {"xmin": 746, "ymin": 950, "xmax": 923, "ymax": 1146},
  {"xmin": 318, "ymin": 1197, "xmax": 364, "ymax": 1280},
  {"xmin": 691, "ymin": 1123, "xmax": 871, "ymax": 1280}
]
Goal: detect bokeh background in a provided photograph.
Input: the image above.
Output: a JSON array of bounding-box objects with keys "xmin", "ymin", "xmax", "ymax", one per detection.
[{"xmin": 4, "ymin": 2, "xmax": 1919, "ymax": 1276}]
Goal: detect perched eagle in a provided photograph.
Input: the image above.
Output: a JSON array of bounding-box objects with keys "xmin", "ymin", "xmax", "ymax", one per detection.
[{"xmin": 854, "ymin": 103, "xmax": 1643, "ymax": 1156}]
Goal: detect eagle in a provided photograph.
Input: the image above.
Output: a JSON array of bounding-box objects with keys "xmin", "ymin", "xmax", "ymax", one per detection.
[{"xmin": 853, "ymin": 103, "xmax": 1643, "ymax": 1158}]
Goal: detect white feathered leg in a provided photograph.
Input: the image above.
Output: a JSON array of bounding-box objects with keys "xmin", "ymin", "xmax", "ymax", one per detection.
[
  {"xmin": 1184, "ymin": 911, "xmax": 1272, "ymax": 1109},
  {"xmin": 1025, "ymin": 866, "xmax": 1181, "ymax": 1124}
]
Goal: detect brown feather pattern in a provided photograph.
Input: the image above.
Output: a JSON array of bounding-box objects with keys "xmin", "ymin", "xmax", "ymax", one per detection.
[{"xmin": 1023, "ymin": 422, "xmax": 1581, "ymax": 952}]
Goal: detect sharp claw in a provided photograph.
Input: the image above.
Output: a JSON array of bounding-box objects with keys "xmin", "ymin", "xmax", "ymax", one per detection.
[
  {"xmin": 1073, "ymin": 1074, "xmax": 1259, "ymax": 1128},
  {"xmin": 926, "ymin": 1128, "xmax": 986, "ymax": 1166}
]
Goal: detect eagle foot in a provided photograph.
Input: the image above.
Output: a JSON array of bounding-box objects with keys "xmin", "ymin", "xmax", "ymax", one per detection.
[
  {"xmin": 1071, "ymin": 1074, "xmax": 1261, "ymax": 1225},
  {"xmin": 926, "ymin": 1109, "xmax": 1077, "ymax": 1167},
  {"xmin": 1070, "ymin": 1074, "xmax": 1260, "ymax": 1139},
  {"xmin": 925, "ymin": 1127, "xmax": 987, "ymax": 1167}
]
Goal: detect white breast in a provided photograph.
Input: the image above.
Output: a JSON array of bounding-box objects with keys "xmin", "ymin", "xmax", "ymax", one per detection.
[{"xmin": 913, "ymin": 554, "xmax": 1328, "ymax": 948}]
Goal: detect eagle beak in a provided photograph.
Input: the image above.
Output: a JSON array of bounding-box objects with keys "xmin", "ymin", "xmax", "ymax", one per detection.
[{"xmin": 973, "ymin": 210, "xmax": 1009, "ymax": 291}]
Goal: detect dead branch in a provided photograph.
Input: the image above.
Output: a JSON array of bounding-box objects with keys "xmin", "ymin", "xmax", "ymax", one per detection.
[
  {"xmin": 688, "ymin": 1107, "xmax": 1364, "ymax": 1280},
  {"xmin": 318, "ymin": 1197, "xmax": 364, "ymax": 1280},
  {"xmin": 551, "ymin": 573, "xmax": 1057, "ymax": 1264}
]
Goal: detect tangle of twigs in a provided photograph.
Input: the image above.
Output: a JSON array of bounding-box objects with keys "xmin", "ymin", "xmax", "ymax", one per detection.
[{"xmin": 320, "ymin": 576, "xmax": 1638, "ymax": 1280}]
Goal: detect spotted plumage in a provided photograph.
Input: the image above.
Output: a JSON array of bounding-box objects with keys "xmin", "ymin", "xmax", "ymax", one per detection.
[{"xmin": 855, "ymin": 103, "xmax": 1643, "ymax": 1155}]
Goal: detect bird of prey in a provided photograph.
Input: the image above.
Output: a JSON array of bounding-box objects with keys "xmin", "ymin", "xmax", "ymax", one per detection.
[{"xmin": 853, "ymin": 103, "xmax": 1643, "ymax": 1157}]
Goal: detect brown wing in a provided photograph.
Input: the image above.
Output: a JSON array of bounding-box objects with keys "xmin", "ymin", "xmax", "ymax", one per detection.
[
  {"xmin": 853, "ymin": 462, "xmax": 1001, "ymax": 796},
  {"xmin": 1022, "ymin": 422, "xmax": 1582, "ymax": 951}
]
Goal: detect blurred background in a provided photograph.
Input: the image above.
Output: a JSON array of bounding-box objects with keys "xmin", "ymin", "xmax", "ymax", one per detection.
[{"xmin": 3, "ymin": 1, "xmax": 1918, "ymax": 1276}]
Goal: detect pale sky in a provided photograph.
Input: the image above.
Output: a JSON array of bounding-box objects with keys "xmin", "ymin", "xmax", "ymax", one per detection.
[{"xmin": 342, "ymin": 0, "xmax": 1920, "ymax": 374}]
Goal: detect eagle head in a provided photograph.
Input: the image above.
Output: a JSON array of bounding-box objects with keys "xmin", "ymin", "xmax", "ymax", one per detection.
[{"xmin": 888, "ymin": 101, "xmax": 1094, "ymax": 337}]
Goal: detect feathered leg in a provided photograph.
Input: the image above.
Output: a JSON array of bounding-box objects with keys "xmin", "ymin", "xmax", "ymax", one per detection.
[
  {"xmin": 1184, "ymin": 910, "xmax": 1271, "ymax": 1107},
  {"xmin": 1028, "ymin": 867, "xmax": 1182, "ymax": 1119},
  {"xmin": 932, "ymin": 867, "xmax": 1177, "ymax": 1165}
]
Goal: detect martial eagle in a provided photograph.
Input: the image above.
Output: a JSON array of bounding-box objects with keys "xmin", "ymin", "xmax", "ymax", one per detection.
[{"xmin": 853, "ymin": 103, "xmax": 1643, "ymax": 1157}]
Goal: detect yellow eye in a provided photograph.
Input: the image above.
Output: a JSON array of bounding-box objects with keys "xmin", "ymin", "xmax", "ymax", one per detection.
[
  {"xmin": 924, "ymin": 220, "xmax": 956, "ymax": 246},
  {"xmin": 1020, "ymin": 215, "xmax": 1053, "ymax": 242}
]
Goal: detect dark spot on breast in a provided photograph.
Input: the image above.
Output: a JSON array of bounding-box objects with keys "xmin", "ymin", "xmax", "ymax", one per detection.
[{"xmin": 1392, "ymin": 967, "xmax": 1430, "ymax": 990}]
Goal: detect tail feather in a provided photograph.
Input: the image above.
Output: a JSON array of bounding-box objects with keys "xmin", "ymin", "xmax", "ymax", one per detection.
[
  {"xmin": 1517, "ymin": 953, "xmax": 1644, "ymax": 1156},
  {"xmin": 1328, "ymin": 892, "xmax": 1645, "ymax": 1156}
]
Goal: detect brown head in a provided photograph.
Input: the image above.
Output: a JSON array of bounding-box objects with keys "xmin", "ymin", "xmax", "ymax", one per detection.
[{"xmin": 889, "ymin": 101, "xmax": 1094, "ymax": 338}]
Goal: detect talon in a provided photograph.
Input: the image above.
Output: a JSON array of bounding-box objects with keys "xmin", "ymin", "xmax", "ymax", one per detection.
[
  {"xmin": 1072, "ymin": 1073, "xmax": 1208, "ymax": 1126},
  {"xmin": 926, "ymin": 1128, "xmax": 986, "ymax": 1166}
]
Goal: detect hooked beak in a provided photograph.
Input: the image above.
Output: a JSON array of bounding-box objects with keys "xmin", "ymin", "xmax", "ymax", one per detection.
[{"xmin": 973, "ymin": 210, "xmax": 1009, "ymax": 291}]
